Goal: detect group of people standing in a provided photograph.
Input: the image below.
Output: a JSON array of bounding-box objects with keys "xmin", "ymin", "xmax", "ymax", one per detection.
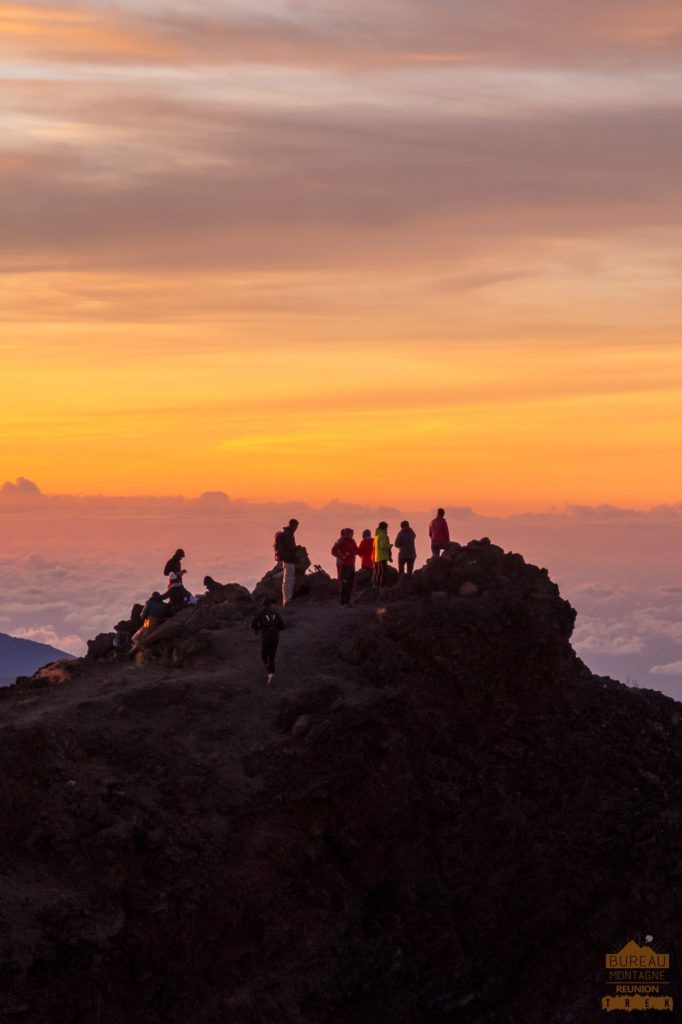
[
  {"xmin": 330, "ymin": 508, "xmax": 451, "ymax": 603},
  {"xmin": 274, "ymin": 508, "xmax": 451, "ymax": 608}
]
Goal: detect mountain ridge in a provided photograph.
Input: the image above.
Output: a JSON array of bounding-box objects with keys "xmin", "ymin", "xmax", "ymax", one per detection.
[
  {"xmin": 0, "ymin": 540, "xmax": 680, "ymax": 1023},
  {"xmin": 0, "ymin": 631, "xmax": 73, "ymax": 686}
]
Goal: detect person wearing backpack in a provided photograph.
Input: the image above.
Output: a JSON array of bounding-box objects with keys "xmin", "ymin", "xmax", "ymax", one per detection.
[
  {"xmin": 275, "ymin": 518, "xmax": 299, "ymax": 606},
  {"xmin": 395, "ymin": 520, "xmax": 417, "ymax": 575},
  {"xmin": 251, "ymin": 598, "xmax": 285, "ymax": 685},
  {"xmin": 163, "ymin": 549, "xmax": 186, "ymax": 578},
  {"xmin": 331, "ymin": 528, "xmax": 360, "ymax": 605},
  {"xmin": 373, "ymin": 522, "xmax": 392, "ymax": 587}
]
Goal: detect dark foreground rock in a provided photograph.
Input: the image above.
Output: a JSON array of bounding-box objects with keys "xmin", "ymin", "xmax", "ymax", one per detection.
[{"xmin": 0, "ymin": 543, "xmax": 681, "ymax": 1024}]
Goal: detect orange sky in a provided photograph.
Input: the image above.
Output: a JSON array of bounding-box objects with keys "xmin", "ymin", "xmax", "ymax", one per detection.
[{"xmin": 2, "ymin": 0, "xmax": 682, "ymax": 510}]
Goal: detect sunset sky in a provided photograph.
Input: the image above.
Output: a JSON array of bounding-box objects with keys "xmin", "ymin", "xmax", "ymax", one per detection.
[{"xmin": 2, "ymin": 0, "xmax": 682, "ymax": 509}]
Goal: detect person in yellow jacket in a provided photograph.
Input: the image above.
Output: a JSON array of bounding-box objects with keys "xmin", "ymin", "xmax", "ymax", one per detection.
[{"xmin": 372, "ymin": 521, "xmax": 392, "ymax": 588}]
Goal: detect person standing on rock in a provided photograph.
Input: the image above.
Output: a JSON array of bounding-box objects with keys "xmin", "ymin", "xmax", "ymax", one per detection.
[
  {"xmin": 395, "ymin": 520, "xmax": 417, "ymax": 575},
  {"xmin": 163, "ymin": 548, "xmax": 186, "ymax": 579},
  {"xmin": 429, "ymin": 508, "xmax": 450, "ymax": 557},
  {"xmin": 357, "ymin": 529, "xmax": 374, "ymax": 573},
  {"xmin": 331, "ymin": 528, "xmax": 360, "ymax": 605},
  {"xmin": 251, "ymin": 597, "xmax": 285, "ymax": 685},
  {"xmin": 373, "ymin": 522, "xmax": 392, "ymax": 587},
  {"xmin": 275, "ymin": 518, "xmax": 299, "ymax": 607}
]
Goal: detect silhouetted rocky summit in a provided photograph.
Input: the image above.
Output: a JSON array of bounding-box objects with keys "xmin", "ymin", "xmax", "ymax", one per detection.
[{"xmin": 1, "ymin": 541, "xmax": 680, "ymax": 1023}]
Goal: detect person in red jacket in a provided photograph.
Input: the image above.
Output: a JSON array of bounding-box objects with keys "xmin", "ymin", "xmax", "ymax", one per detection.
[
  {"xmin": 357, "ymin": 529, "xmax": 374, "ymax": 572},
  {"xmin": 429, "ymin": 507, "xmax": 450, "ymax": 557},
  {"xmin": 331, "ymin": 528, "xmax": 360, "ymax": 605}
]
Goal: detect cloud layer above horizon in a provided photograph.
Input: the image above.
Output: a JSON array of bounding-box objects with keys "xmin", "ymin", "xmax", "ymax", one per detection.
[
  {"xmin": 1, "ymin": 480, "xmax": 682, "ymax": 702},
  {"xmin": 2, "ymin": 0, "xmax": 682, "ymax": 506}
]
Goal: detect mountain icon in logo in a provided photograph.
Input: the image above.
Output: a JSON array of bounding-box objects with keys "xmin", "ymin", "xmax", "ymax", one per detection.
[{"xmin": 606, "ymin": 939, "xmax": 669, "ymax": 970}]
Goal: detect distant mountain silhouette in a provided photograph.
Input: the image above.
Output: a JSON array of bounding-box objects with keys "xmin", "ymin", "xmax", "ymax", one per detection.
[{"xmin": 0, "ymin": 631, "xmax": 72, "ymax": 685}]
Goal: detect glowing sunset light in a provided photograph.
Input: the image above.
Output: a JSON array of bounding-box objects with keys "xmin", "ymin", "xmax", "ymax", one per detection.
[{"xmin": 1, "ymin": 0, "xmax": 681, "ymax": 511}]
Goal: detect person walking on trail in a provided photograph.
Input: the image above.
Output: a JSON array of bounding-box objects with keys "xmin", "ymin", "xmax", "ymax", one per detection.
[
  {"xmin": 373, "ymin": 522, "xmax": 392, "ymax": 588},
  {"xmin": 331, "ymin": 528, "xmax": 360, "ymax": 605},
  {"xmin": 357, "ymin": 529, "xmax": 374, "ymax": 572},
  {"xmin": 395, "ymin": 520, "xmax": 417, "ymax": 575},
  {"xmin": 275, "ymin": 518, "xmax": 299, "ymax": 607},
  {"xmin": 164, "ymin": 549, "xmax": 186, "ymax": 579},
  {"xmin": 429, "ymin": 508, "xmax": 450, "ymax": 557},
  {"xmin": 251, "ymin": 598, "xmax": 285, "ymax": 685}
]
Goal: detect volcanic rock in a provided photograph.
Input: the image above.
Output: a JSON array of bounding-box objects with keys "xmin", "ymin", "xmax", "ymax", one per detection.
[{"xmin": 0, "ymin": 544, "xmax": 680, "ymax": 1024}]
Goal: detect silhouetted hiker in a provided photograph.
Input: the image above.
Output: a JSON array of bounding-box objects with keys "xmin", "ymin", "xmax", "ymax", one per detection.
[
  {"xmin": 332, "ymin": 528, "xmax": 360, "ymax": 605},
  {"xmin": 251, "ymin": 598, "xmax": 285, "ymax": 685},
  {"xmin": 395, "ymin": 520, "xmax": 417, "ymax": 575},
  {"xmin": 131, "ymin": 592, "xmax": 168, "ymax": 649},
  {"xmin": 166, "ymin": 572, "xmax": 191, "ymax": 612},
  {"xmin": 358, "ymin": 529, "xmax": 374, "ymax": 572},
  {"xmin": 203, "ymin": 575, "xmax": 223, "ymax": 594},
  {"xmin": 373, "ymin": 522, "xmax": 392, "ymax": 587},
  {"xmin": 274, "ymin": 518, "xmax": 299, "ymax": 606},
  {"xmin": 429, "ymin": 508, "xmax": 450, "ymax": 557},
  {"xmin": 164, "ymin": 549, "xmax": 186, "ymax": 579}
]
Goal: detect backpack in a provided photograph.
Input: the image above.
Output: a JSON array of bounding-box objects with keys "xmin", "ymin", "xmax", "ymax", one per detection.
[{"xmin": 274, "ymin": 530, "xmax": 283, "ymax": 561}]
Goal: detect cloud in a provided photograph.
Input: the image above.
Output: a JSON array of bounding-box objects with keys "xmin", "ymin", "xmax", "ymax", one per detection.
[
  {"xmin": 574, "ymin": 583, "xmax": 620, "ymax": 600},
  {"xmin": 650, "ymin": 661, "xmax": 682, "ymax": 677},
  {"xmin": 11, "ymin": 626, "xmax": 84, "ymax": 656},
  {"xmin": 5, "ymin": 1, "xmax": 682, "ymax": 71},
  {"xmin": 0, "ymin": 476, "xmax": 42, "ymax": 497},
  {"xmin": 3, "ymin": 103, "xmax": 682, "ymax": 277},
  {"xmin": 573, "ymin": 626, "xmax": 646, "ymax": 656},
  {"xmin": 0, "ymin": 493, "xmax": 681, "ymax": 698}
]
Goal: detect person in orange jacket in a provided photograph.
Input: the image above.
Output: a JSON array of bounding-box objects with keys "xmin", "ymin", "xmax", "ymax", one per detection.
[{"xmin": 331, "ymin": 528, "xmax": 360, "ymax": 605}]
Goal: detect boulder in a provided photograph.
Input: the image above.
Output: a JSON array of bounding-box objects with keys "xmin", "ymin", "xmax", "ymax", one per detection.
[
  {"xmin": 252, "ymin": 546, "xmax": 317, "ymax": 605},
  {"xmin": 85, "ymin": 632, "xmax": 115, "ymax": 662}
]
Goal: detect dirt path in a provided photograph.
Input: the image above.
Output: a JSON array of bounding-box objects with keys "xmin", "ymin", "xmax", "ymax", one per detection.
[{"xmin": 0, "ymin": 600, "xmax": 375, "ymax": 749}]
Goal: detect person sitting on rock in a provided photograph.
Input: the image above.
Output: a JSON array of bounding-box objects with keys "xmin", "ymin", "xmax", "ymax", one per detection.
[
  {"xmin": 167, "ymin": 572, "xmax": 191, "ymax": 613},
  {"xmin": 357, "ymin": 529, "xmax": 374, "ymax": 573},
  {"xmin": 331, "ymin": 528, "xmax": 360, "ymax": 605},
  {"xmin": 131, "ymin": 591, "xmax": 169, "ymax": 649},
  {"xmin": 429, "ymin": 508, "xmax": 450, "ymax": 557},
  {"xmin": 163, "ymin": 548, "xmax": 186, "ymax": 578},
  {"xmin": 373, "ymin": 522, "xmax": 392, "ymax": 587},
  {"xmin": 203, "ymin": 575, "xmax": 223, "ymax": 595},
  {"xmin": 395, "ymin": 520, "xmax": 417, "ymax": 575},
  {"xmin": 251, "ymin": 597, "xmax": 285, "ymax": 685}
]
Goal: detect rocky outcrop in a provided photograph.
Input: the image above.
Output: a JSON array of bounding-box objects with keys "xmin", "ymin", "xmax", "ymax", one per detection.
[
  {"xmin": 0, "ymin": 543, "xmax": 680, "ymax": 1024},
  {"xmin": 251, "ymin": 545, "xmax": 326, "ymax": 604}
]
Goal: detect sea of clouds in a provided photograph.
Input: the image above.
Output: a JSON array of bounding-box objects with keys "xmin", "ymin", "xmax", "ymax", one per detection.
[{"xmin": 1, "ymin": 480, "xmax": 681, "ymax": 699}]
